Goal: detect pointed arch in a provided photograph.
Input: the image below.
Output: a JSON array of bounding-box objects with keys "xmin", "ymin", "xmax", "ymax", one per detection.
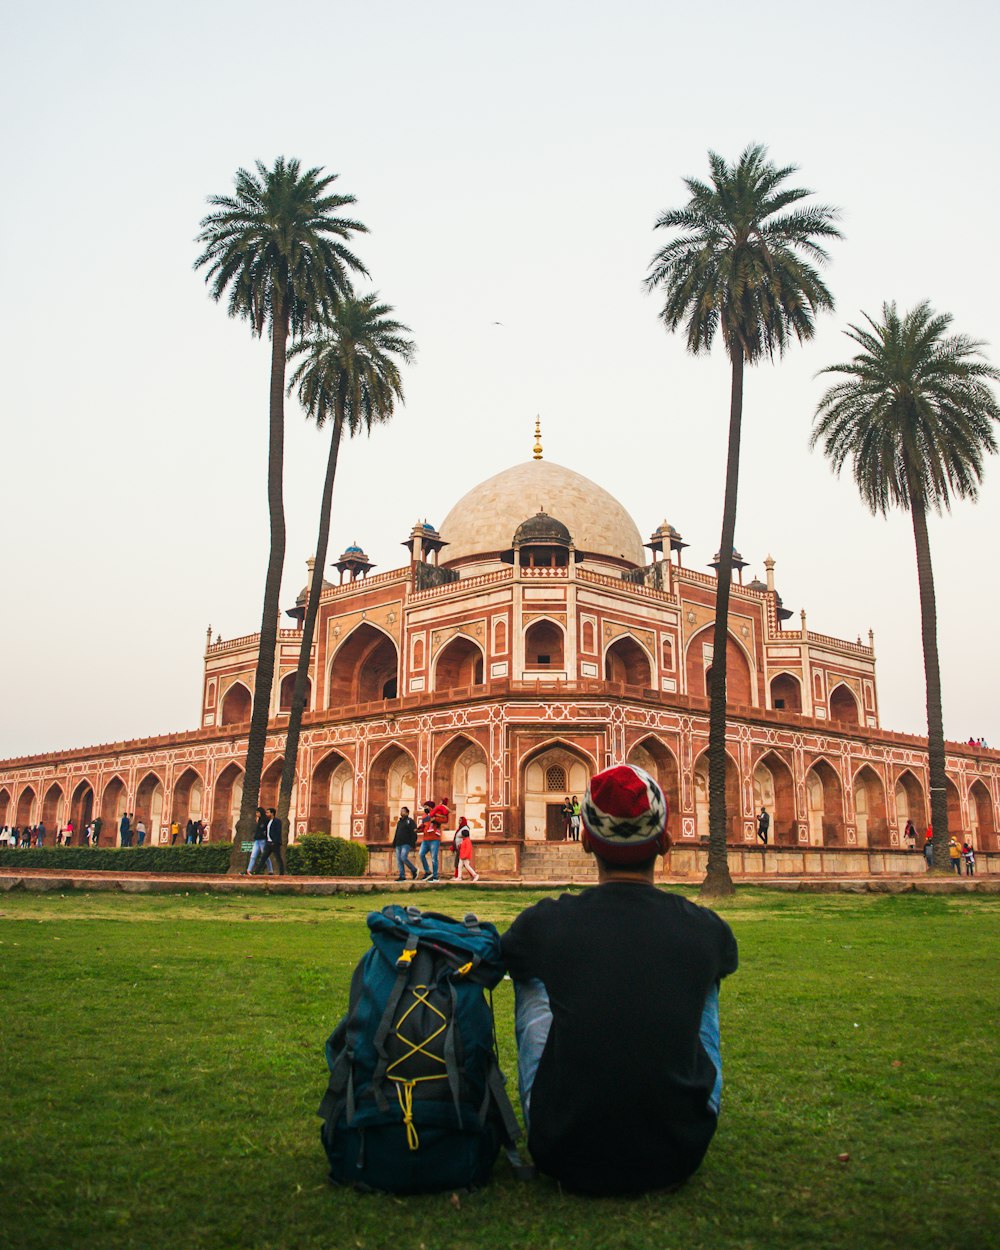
[
  {"xmin": 853, "ymin": 764, "xmax": 889, "ymax": 847},
  {"xmin": 685, "ymin": 625, "xmax": 755, "ymax": 706},
  {"xmin": 693, "ymin": 748, "xmax": 742, "ymax": 841},
  {"xmin": 172, "ymin": 766, "xmax": 205, "ymax": 831},
  {"xmin": 69, "ymin": 779, "xmax": 95, "ymax": 832},
  {"xmin": 310, "ymin": 748, "xmax": 353, "ymax": 835},
  {"xmin": 41, "ymin": 781, "xmax": 65, "ymax": 830},
  {"xmin": 0, "ymin": 786, "xmax": 10, "ymax": 826},
  {"xmin": 752, "ymin": 749, "xmax": 796, "ymax": 844},
  {"xmin": 211, "ymin": 762, "xmax": 243, "ymax": 840},
  {"xmin": 328, "ymin": 622, "xmax": 400, "ymax": 707},
  {"xmin": 279, "ymin": 670, "xmax": 311, "ymax": 712},
  {"xmin": 433, "ymin": 733, "xmax": 488, "ymax": 836},
  {"xmin": 220, "ymin": 680, "xmax": 253, "ymax": 726},
  {"xmin": 893, "ymin": 768, "xmax": 926, "ymax": 837},
  {"xmin": 626, "ymin": 736, "xmax": 680, "ymax": 830},
  {"xmin": 945, "ymin": 777, "xmax": 963, "ymax": 839},
  {"xmin": 433, "ymin": 635, "xmax": 485, "ymax": 692},
  {"xmin": 367, "ymin": 743, "xmax": 418, "ymax": 841},
  {"xmin": 15, "ymin": 784, "xmax": 37, "ymax": 828},
  {"xmin": 99, "ymin": 774, "xmax": 127, "ymax": 835},
  {"xmin": 769, "ymin": 671, "xmax": 803, "ymax": 714},
  {"xmin": 521, "ymin": 740, "xmax": 593, "ymax": 841},
  {"xmin": 968, "ymin": 779, "xmax": 996, "ymax": 851},
  {"xmin": 604, "ymin": 633, "xmax": 654, "ymax": 689},
  {"xmin": 524, "ymin": 617, "xmax": 566, "ymax": 670},
  {"xmin": 829, "ymin": 683, "xmax": 861, "ymax": 728},
  {"xmin": 804, "ymin": 758, "xmax": 844, "ymax": 845}
]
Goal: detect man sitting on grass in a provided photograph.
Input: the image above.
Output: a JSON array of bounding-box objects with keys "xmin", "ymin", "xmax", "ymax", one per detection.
[{"xmin": 501, "ymin": 763, "xmax": 738, "ymax": 1196}]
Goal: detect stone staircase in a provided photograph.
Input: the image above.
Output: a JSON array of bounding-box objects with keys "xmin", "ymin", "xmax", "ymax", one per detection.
[{"xmin": 519, "ymin": 840, "xmax": 598, "ymax": 882}]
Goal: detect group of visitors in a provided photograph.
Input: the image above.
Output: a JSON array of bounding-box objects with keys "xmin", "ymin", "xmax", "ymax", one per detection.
[
  {"xmin": 0, "ymin": 823, "xmax": 49, "ymax": 847},
  {"xmin": 391, "ymin": 798, "xmax": 481, "ymax": 882},
  {"xmin": 948, "ymin": 836, "xmax": 976, "ymax": 875},
  {"xmin": 0, "ymin": 814, "xmax": 152, "ymax": 847},
  {"xmin": 967, "ymin": 736, "xmax": 990, "ymax": 749},
  {"xmin": 560, "ymin": 796, "xmax": 582, "ymax": 840},
  {"xmin": 169, "ymin": 818, "xmax": 207, "ymax": 844}
]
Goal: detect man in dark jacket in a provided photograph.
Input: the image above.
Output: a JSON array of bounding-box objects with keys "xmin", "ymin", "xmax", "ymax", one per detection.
[
  {"xmin": 502, "ymin": 763, "xmax": 738, "ymax": 1196},
  {"xmin": 392, "ymin": 806, "xmax": 418, "ymax": 880},
  {"xmin": 257, "ymin": 808, "xmax": 285, "ymax": 875}
]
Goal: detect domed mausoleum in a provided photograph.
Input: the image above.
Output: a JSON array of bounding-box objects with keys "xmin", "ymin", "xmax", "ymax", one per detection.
[{"xmin": 2, "ymin": 426, "xmax": 996, "ymax": 877}]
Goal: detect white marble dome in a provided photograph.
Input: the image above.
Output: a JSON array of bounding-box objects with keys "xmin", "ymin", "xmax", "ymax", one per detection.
[{"xmin": 438, "ymin": 459, "xmax": 645, "ymax": 566}]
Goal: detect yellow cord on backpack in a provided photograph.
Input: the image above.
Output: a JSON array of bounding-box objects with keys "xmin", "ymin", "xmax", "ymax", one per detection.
[{"xmin": 396, "ymin": 1081, "xmax": 420, "ymax": 1151}]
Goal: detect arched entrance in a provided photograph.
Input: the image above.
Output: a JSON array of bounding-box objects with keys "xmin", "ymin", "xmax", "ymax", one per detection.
[
  {"xmin": 805, "ymin": 759, "xmax": 844, "ymax": 845},
  {"xmin": 770, "ymin": 673, "xmax": 802, "ymax": 713},
  {"xmin": 328, "ymin": 624, "xmax": 399, "ymax": 706},
  {"xmin": 279, "ymin": 671, "xmax": 311, "ymax": 711},
  {"xmin": 854, "ymin": 766, "xmax": 890, "ymax": 847},
  {"xmin": 69, "ymin": 780, "xmax": 94, "ymax": 833},
  {"xmin": 212, "ymin": 763, "xmax": 243, "ymax": 840},
  {"xmin": 41, "ymin": 782, "xmax": 65, "ymax": 831},
  {"xmin": 434, "ymin": 637, "xmax": 485, "ymax": 692},
  {"xmin": 172, "ymin": 768, "xmax": 204, "ymax": 839},
  {"xmin": 522, "ymin": 743, "xmax": 591, "ymax": 841},
  {"xmin": 686, "ymin": 627, "xmax": 754, "ymax": 705},
  {"xmin": 134, "ymin": 772, "xmax": 163, "ymax": 840},
  {"xmin": 693, "ymin": 751, "xmax": 741, "ymax": 841},
  {"xmin": 15, "ymin": 785, "xmax": 37, "ymax": 828},
  {"xmin": 752, "ymin": 751, "xmax": 796, "ymax": 845},
  {"xmin": 433, "ymin": 735, "xmax": 488, "ymax": 835},
  {"xmin": 605, "ymin": 636, "xmax": 653, "ymax": 688},
  {"xmin": 524, "ymin": 619, "xmax": 565, "ymax": 671},
  {"xmin": 968, "ymin": 780, "xmax": 996, "ymax": 851},
  {"xmin": 367, "ymin": 745, "xmax": 417, "ymax": 840},
  {"xmin": 309, "ymin": 750, "xmax": 353, "ymax": 836},
  {"xmin": 829, "ymin": 684, "xmax": 860, "ymax": 727},
  {"xmin": 100, "ymin": 776, "xmax": 127, "ymax": 838},
  {"xmin": 220, "ymin": 681, "xmax": 252, "ymax": 726},
  {"xmin": 946, "ymin": 778, "xmax": 963, "ymax": 840},
  {"xmin": 0, "ymin": 787, "xmax": 9, "ymax": 826},
  {"xmin": 894, "ymin": 770, "xmax": 926, "ymax": 838},
  {"xmin": 626, "ymin": 738, "xmax": 680, "ymax": 829}
]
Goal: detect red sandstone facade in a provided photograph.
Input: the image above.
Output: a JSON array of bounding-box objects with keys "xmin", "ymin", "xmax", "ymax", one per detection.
[{"xmin": 2, "ymin": 454, "xmax": 997, "ymax": 870}]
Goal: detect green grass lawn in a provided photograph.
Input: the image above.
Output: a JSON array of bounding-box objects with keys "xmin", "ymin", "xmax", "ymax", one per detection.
[{"xmin": 1, "ymin": 887, "xmax": 997, "ymax": 1250}]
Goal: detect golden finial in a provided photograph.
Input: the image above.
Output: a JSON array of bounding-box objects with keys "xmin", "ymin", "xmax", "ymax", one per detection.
[{"xmin": 532, "ymin": 415, "xmax": 543, "ymax": 460}]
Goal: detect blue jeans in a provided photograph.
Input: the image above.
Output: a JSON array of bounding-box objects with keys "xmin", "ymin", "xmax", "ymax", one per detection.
[
  {"xmin": 512, "ymin": 978, "xmax": 724, "ymax": 1129},
  {"xmin": 137, "ymin": 830, "xmax": 145, "ymax": 845},
  {"xmin": 247, "ymin": 839, "xmax": 273, "ymax": 874},
  {"xmin": 419, "ymin": 840, "xmax": 440, "ymax": 879},
  {"xmin": 396, "ymin": 845, "xmax": 417, "ymax": 879}
]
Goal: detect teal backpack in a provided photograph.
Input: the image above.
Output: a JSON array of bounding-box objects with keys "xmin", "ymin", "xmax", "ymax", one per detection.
[{"xmin": 318, "ymin": 905, "xmax": 522, "ymax": 1193}]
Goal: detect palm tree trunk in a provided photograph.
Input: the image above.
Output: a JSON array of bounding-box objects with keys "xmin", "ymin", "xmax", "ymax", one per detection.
[
  {"xmin": 276, "ymin": 409, "xmax": 345, "ymax": 836},
  {"xmin": 230, "ymin": 298, "xmax": 289, "ymax": 867},
  {"xmin": 906, "ymin": 472, "xmax": 950, "ymax": 871},
  {"xmin": 702, "ymin": 348, "xmax": 743, "ymax": 897}
]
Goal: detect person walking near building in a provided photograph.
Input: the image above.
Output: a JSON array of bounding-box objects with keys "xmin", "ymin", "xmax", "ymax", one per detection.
[
  {"xmin": 170, "ymin": 820, "xmax": 180, "ymax": 845},
  {"xmin": 456, "ymin": 818, "xmax": 480, "ymax": 882},
  {"xmin": 246, "ymin": 807, "xmax": 272, "ymax": 875},
  {"xmin": 92, "ymin": 817, "xmax": 102, "ymax": 846},
  {"xmin": 903, "ymin": 820, "xmax": 916, "ymax": 850},
  {"xmin": 64, "ymin": 820, "xmax": 74, "ymax": 846},
  {"xmin": 36, "ymin": 820, "xmax": 46, "ymax": 847},
  {"xmin": 924, "ymin": 828, "xmax": 934, "ymax": 869},
  {"xmin": 569, "ymin": 797, "xmax": 582, "ymax": 842},
  {"xmin": 135, "ymin": 819, "xmax": 146, "ymax": 846},
  {"xmin": 257, "ymin": 808, "xmax": 285, "ymax": 875},
  {"xmin": 419, "ymin": 800, "xmax": 447, "ymax": 881},
  {"xmin": 756, "ymin": 806, "xmax": 770, "ymax": 849},
  {"xmin": 962, "ymin": 841, "xmax": 976, "ymax": 876},
  {"xmin": 452, "ymin": 815, "xmax": 471, "ymax": 878},
  {"xmin": 561, "ymin": 797, "xmax": 574, "ymax": 840},
  {"xmin": 392, "ymin": 806, "xmax": 418, "ymax": 881},
  {"xmin": 185, "ymin": 818, "xmax": 196, "ymax": 844},
  {"xmin": 948, "ymin": 837, "xmax": 962, "ymax": 875}
]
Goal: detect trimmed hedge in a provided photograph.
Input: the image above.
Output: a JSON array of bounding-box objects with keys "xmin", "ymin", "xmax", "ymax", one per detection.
[
  {"xmin": 287, "ymin": 833, "xmax": 368, "ymax": 877},
  {"xmin": 0, "ymin": 844, "xmax": 233, "ymax": 874}
]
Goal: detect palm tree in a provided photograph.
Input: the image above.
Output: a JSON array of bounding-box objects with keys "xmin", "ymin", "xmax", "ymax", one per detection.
[
  {"xmin": 194, "ymin": 158, "xmax": 368, "ymax": 857},
  {"xmin": 276, "ymin": 293, "xmax": 416, "ymax": 837},
  {"xmin": 645, "ymin": 144, "xmax": 841, "ymax": 895},
  {"xmin": 812, "ymin": 302, "xmax": 999, "ymax": 870}
]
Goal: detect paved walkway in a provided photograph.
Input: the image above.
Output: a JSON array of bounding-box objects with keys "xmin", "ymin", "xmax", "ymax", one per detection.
[{"xmin": 1, "ymin": 867, "xmax": 996, "ymax": 895}]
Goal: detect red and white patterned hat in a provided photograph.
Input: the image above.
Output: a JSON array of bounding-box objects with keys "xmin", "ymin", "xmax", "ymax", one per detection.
[{"xmin": 581, "ymin": 763, "xmax": 669, "ymax": 864}]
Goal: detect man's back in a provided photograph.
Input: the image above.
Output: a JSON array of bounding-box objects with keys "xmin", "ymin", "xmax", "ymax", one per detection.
[{"xmin": 502, "ymin": 883, "xmax": 737, "ymax": 1194}]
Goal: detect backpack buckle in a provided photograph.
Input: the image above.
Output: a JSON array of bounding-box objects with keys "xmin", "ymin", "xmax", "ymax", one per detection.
[{"xmin": 396, "ymin": 947, "xmax": 417, "ymax": 968}]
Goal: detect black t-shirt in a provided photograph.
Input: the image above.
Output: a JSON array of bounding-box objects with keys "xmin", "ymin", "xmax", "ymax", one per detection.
[{"xmin": 501, "ymin": 883, "xmax": 738, "ymax": 1195}]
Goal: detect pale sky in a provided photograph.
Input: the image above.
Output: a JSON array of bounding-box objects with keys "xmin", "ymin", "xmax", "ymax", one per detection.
[{"xmin": 2, "ymin": 0, "xmax": 998, "ymax": 760}]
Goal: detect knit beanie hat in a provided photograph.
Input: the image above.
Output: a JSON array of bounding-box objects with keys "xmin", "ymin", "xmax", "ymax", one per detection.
[{"xmin": 581, "ymin": 764, "xmax": 669, "ymax": 865}]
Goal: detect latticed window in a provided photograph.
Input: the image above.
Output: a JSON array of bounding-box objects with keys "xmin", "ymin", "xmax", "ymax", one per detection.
[{"xmin": 545, "ymin": 765, "xmax": 567, "ymax": 792}]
